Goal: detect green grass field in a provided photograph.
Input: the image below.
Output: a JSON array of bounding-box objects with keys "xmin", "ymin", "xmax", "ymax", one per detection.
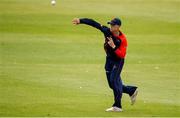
[{"xmin": 0, "ymin": 0, "xmax": 180, "ymax": 117}]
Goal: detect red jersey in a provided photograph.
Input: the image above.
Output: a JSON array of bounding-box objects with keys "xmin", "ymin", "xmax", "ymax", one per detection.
[{"xmin": 113, "ymin": 32, "xmax": 127, "ymax": 59}]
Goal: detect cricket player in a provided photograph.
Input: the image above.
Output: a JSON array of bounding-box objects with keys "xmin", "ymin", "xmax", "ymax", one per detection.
[{"xmin": 72, "ymin": 17, "xmax": 138, "ymax": 112}]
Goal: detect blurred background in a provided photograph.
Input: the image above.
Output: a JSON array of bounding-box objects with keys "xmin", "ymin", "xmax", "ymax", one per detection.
[{"xmin": 0, "ymin": 0, "xmax": 180, "ymax": 116}]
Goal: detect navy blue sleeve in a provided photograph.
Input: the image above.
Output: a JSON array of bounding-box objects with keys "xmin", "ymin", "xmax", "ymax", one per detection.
[{"xmin": 80, "ymin": 18, "xmax": 104, "ymax": 32}]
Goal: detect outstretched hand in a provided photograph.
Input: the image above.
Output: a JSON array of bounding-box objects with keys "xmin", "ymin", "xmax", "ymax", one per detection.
[{"xmin": 72, "ymin": 18, "xmax": 80, "ymax": 25}]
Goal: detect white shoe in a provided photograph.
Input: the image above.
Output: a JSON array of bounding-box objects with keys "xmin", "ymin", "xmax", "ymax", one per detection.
[
  {"xmin": 106, "ymin": 106, "xmax": 123, "ymax": 112},
  {"xmin": 130, "ymin": 88, "xmax": 138, "ymax": 105}
]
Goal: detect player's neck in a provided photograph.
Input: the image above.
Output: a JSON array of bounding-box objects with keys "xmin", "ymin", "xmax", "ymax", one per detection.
[{"xmin": 113, "ymin": 31, "xmax": 120, "ymax": 37}]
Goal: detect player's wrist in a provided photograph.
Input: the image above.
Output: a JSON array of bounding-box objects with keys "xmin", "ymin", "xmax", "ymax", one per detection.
[
  {"xmin": 112, "ymin": 45, "xmax": 116, "ymax": 49},
  {"xmin": 112, "ymin": 46, "xmax": 118, "ymax": 51},
  {"xmin": 79, "ymin": 19, "xmax": 82, "ymax": 24}
]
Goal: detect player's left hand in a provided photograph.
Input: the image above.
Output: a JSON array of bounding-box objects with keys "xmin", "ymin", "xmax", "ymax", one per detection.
[{"xmin": 107, "ymin": 37, "xmax": 116, "ymax": 49}]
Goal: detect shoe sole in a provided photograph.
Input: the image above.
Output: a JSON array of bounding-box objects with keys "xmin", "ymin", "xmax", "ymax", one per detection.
[
  {"xmin": 106, "ymin": 107, "xmax": 123, "ymax": 112},
  {"xmin": 131, "ymin": 89, "xmax": 138, "ymax": 105},
  {"xmin": 106, "ymin": 110, "xmax": 123, "ymax": 112}
]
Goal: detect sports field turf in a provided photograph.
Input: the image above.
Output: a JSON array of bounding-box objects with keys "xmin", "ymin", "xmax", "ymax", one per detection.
[{"xmin": 0, "ymin": 0, "xmax": 180, "ymax": 117}]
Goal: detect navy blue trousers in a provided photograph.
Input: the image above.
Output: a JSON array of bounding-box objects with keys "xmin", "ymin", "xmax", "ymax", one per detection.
[{"xmin": 105, "ymin": 56, "xmax": 137, "ymax": 108}]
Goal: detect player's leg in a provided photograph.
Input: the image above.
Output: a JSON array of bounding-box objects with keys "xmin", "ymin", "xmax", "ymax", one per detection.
[
  {"xmin": 105, "ymin": 57, "xmax": 113, "ymax": 89},
  {"xmin": 109, "ymin": 59, "xmax": 124, "ymax": 109},
  {"xmin": 112, "ymin": 74, "xmax": 123, "ymax": 109},
  {"xmin": 105, "ymin": 59, "xmax": 124, "ymax": 112},
  {"xmin": 123, "ymin": 85, "xmax": 138, "ymax": 96}
]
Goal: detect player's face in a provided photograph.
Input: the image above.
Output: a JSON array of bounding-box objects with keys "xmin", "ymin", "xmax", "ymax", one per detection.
[{"xmin": 110, "ymin": 25, "xmax": 120, "ymax": 33}]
